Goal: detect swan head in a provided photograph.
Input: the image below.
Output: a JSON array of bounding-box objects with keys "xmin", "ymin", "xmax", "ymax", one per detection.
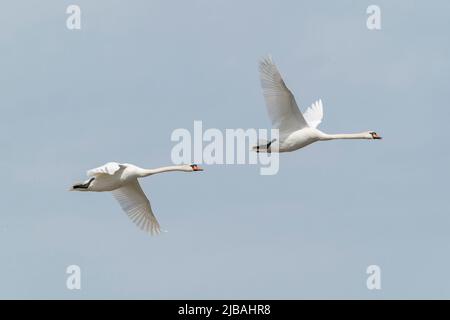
[
  {"xmin": 369, "ymin": 131, "xmax": 382, "ymax": 140},
  {"xmin": 189, "ymin": 164, "xmax": 204, "ymax": 172}
]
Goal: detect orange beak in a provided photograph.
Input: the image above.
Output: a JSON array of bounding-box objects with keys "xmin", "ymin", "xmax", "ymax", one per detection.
[
  {"xmin": 191, "ymin": 164, "xmax": 204, "ymax": 171},
  {"xmin": 372, "ymin": 133, "xmax": 382, "ymax": 140}
]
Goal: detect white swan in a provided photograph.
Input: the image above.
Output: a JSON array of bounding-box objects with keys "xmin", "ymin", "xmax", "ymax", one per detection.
[
  {"xmin": 71, "ymin": 163, "xmax": 203, "ymax": 235},
  {"xmin": 254, "ymin": 56, "xmax": 382, "ymax": 153}
]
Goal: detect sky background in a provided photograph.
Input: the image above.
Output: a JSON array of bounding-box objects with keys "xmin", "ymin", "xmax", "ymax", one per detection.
[{"xmin": 0, "ymin": 0, "xmax": 449, "ymax": 299}]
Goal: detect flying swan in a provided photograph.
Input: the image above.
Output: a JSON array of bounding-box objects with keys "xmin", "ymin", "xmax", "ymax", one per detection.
[
  {"xmin": 71, "ymin": 163, "xmax": 203, "ymax": 235},
  {"xmin": 254, "ymin": 56, "xmax": 382, "ymax": 153}
]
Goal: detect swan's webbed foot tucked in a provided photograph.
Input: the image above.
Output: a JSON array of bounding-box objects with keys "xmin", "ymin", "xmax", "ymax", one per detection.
[
  {"xmin": 72, "ymin": 177, "xmax": 95, "ymax": 190},
  {"xmin": 253, "ymin": 139, "xmax": 276, "ymax": 153}
]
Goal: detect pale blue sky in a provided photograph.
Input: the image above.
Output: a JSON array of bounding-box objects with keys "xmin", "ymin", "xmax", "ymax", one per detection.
[{"xmin": 0, "ymin": 0, "xmax": 449, "ymax": 299}]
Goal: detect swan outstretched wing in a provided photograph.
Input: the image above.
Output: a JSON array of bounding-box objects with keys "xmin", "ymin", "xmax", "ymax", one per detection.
[
  {"xmin": 111, "ymin": 180, "xmax": 161, "ymax": 235},
  {"xmin": 303, "ymin": 99, "xmax": 324, "ymax": 128},
  {"xmin": 87, "ymin": 162, "xmax": 124, "ymax": 177},
  {"xmin": 259, "ymin": 56, "xmax": 309, "ymax": 135}
]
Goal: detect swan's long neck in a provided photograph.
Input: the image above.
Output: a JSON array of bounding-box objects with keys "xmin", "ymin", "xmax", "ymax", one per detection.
[
  {"xmin": 319, "ymin": 132, "xmax": 370, "ymax": 140},
  {"xmin": 137, "ymin": 165, "xmax": 188, "ymax": 177}
]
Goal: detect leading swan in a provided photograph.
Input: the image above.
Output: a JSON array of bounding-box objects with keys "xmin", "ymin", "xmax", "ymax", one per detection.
[
  {"xmin": 71, "ymin": 163, "xmax": 203, "ymax": 235},
  {"xmin": 254, "ymin": 56, "xmax": 382, "ymax": 153}
]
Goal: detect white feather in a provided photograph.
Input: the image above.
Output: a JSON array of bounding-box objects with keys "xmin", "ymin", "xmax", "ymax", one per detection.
[
  {"xmin": 259, "ymin": 56, "xmax": 309, "ymax": 136},
  {"xmin": 303, "ymin": 99, "xmax": 324, "ymax": 128},
  {"xmin": 87, "ymin": 162, "xmax": 123, "ymax": 177},
  {"xmin": 112, "ymin": 180, "xmax": 161, "ymax": 235}
]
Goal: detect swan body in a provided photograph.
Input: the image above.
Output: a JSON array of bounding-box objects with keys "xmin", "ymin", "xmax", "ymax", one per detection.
[
  {"xmin": 255, "ymin": 56, "xmax": 381, "ymax": 153},
  {"xmin": 71, "ymin": 162, "xmax": 203, "ymax": 235},
  {"xmin": 276, "ymin": 128, "xmax": 321, "ymax": 152}
]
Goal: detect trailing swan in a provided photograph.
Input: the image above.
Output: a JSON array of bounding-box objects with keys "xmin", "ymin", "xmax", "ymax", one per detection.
[{"xmin": 71, "ymin": 163, "xmax": 203, "ymax": 235}]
